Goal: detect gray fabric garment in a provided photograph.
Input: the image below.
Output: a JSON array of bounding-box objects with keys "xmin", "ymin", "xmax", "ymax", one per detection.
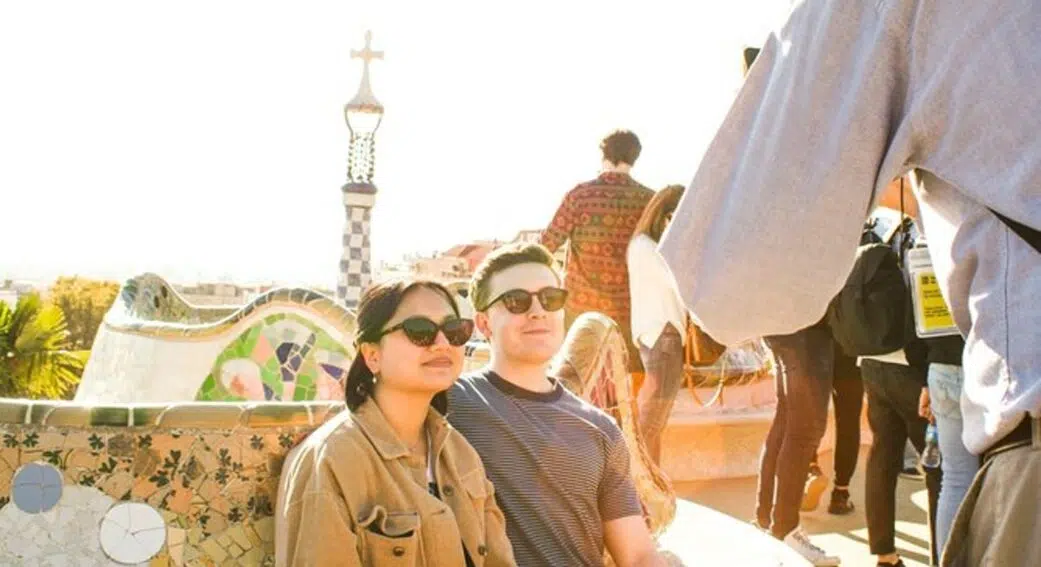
[
  {"xmin": 658, "ymin": 0, "xmax": 1041, "ymax": 455},
  {"xmin": 941, "ymin": 418, "xmax": 1041, "ymax": 566}
]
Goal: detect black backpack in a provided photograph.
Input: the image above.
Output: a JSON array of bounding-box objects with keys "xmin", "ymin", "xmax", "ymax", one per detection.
[
  {"xmin": 826, "ymin": 200, "xmax": 1039, "ymax": 358},
  {"xmin": 826, "ymin": 219, "xmax": 913, "ymax": 357}
]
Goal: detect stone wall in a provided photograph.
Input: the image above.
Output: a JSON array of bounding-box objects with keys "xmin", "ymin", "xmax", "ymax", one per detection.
[{"xmin": 0, "ymin": 399, "xmax": 343, "ymax": 566}]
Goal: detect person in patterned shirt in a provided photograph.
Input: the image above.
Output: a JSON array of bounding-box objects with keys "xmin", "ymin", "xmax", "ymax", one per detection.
[{"xmin": 540, "ymin": 130, "xmax": 654, "ymax": 372}]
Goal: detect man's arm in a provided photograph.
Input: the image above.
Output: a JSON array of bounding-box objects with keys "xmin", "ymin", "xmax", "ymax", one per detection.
[
  {"xmin": 658, "ymin": 0, "xmax": 916, "ymax": 345},
  {"xmin": 598, "ymin": 426, "xmax": 663, "ymax": 566},
  {"xmin": 539, "ymin": 189, "xmax": 574, "ymax": 253},
  {"xmin": 604, "ymin": 515, "xmax": 666, "ymax": 567}
]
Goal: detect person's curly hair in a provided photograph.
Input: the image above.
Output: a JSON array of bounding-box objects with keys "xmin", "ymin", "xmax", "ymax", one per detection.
[{"xmin": 600, "ymin": 129, "xmax": 642, "ymax": 166}]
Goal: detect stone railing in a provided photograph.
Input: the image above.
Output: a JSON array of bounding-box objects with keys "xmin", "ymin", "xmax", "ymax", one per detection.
[{"xmin": 0, "ymin": 399, "xmax": 343, "ymax": 566}]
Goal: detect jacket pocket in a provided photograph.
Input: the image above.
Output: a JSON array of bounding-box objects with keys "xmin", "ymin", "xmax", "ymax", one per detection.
[
  {"xmin": 461, "ymin": 471, "xmax": 489, "ymax": 500},
  {"xmin": 358, "ymin": 505, "xmax": 421, "ymax": 565},
  {"xmin": 460, "ymin": 471, "xmax": 489, "ymax": 531}
]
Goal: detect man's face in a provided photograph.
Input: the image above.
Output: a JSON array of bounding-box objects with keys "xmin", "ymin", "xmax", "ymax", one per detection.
[{"xmin": 477, "ymin": 263, "xmax": 565, "ymax": 367}]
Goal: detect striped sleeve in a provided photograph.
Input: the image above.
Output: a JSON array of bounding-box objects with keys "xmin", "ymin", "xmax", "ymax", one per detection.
[{"xmin": 597, "ymin": 425, "xmax": 643, "ymax": 521}]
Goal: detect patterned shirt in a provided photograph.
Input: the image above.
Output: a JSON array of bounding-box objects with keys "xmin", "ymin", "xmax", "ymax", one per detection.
[{"xmin": 540, "ymin": 172, "xmax": 653, "ymax": 330}]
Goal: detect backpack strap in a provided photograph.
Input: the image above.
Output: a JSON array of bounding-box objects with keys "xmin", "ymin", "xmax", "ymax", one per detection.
[{"xmin": 991, "ymin": 208, "xmax": 1041, "ymax": 254}]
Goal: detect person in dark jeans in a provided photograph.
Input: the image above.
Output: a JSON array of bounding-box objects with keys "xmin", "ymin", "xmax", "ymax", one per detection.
[
  {"xmin": 756, "ymin": 324, "xmax": 840, "ymax": 566},
  {"xmin": 804, "ymin": 346, "xmax": 863, "ymax": 515},
  {"xmin": 861, "ymin": 357, "xmax": 942, "ymax": 567}
]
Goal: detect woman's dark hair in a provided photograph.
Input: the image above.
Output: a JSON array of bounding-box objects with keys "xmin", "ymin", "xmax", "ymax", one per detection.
[
  {"xmin": 345, "ymin": 278, "xmax": 461, "ymax": 413},
  {"xmin": 633, "ymin": 184, "xmax": 686, "ymax": 242}
]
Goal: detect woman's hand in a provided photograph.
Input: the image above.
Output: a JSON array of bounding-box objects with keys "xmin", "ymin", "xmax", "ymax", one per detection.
[{"xmin": 918, "ymin": 387, "xmax": 934, "ymax": 424}]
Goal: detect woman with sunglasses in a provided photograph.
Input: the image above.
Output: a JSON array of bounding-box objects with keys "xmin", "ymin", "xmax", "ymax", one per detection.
[
  {"xmin": 627, "ymin": 184, "xmax": 688, "ymax": 465},
  {"xmin": 276, "ymin": 279, "xmax": 516, "ymax": 567}
]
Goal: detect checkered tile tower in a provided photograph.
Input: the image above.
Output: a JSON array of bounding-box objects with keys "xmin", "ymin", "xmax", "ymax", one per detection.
[{"xmin": 338, "ymin": 31, "xmax": 384, "ymax": 309}]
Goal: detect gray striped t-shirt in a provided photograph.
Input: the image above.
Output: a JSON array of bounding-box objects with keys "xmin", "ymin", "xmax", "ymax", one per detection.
[{"xmin": 447, "ymin": 370, "xmax": 642, "ymax": 567}]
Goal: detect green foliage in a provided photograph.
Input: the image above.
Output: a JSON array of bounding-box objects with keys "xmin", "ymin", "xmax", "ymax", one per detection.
[
  {"xmin": 0, "ymin": 293, "xmax": 85, "ymax": 399},
  {"xmin": 47, "ymin": 277, "xmax": 119, "ymax": 350}
]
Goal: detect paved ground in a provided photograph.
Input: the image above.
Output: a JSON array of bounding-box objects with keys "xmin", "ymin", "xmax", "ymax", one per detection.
[{"xmin": 672, "ymin": 446, "xmax": 934, "ymax": 566}]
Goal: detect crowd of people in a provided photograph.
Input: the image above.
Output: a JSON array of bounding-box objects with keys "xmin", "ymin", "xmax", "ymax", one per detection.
[{"xmin": 273, "ymin": 0, "xmax": 1041, "ymax": 564}]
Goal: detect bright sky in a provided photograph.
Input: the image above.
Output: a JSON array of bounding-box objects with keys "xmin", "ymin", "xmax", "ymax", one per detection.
[{"xmin": 0, "ymin": 0, "xmax": 791, "ymax": 289}]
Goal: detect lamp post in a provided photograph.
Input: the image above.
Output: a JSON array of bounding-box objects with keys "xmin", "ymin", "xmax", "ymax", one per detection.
[{"xmin": 338, "ymin": 30, "xmax": 384, "ymax": 309}]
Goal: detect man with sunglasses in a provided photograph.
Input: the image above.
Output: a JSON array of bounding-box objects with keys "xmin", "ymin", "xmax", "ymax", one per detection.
[{"xmin": 448, "ymin": 243, "xmax": 664, "ymax": 567}]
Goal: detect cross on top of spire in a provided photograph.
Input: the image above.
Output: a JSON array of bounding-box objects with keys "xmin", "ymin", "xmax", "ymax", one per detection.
[
  {"xmin": 347, "ymin": 30, "xmax": 384, "ymax": 113},
  {"xmin": 351, "ymin": 30, "xmax": 384, "ymax": 66}
]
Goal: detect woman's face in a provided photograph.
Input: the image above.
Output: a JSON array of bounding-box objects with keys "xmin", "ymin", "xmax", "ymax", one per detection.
[{"xmin": 363, "ymin": 286, "xmax": 465, "ymax": 398}]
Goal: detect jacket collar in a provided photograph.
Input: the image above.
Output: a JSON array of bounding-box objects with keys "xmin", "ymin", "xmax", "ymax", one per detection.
[{"xmin": 351, "ymin": 397, "xmax": 451, "ymax": 461}]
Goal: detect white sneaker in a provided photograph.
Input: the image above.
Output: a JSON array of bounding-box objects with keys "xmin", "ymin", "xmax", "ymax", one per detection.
[{"xmin": 782, "ymin": 527, "xmax": 840, "ymax": 566}]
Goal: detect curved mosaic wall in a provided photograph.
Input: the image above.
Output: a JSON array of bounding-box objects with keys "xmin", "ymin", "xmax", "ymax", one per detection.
[
  {"xmin": 101, "ymin": 274, "xmax": 355, "ymax": 342},
  {"xmin": 195, "ymin": 314, "xmax": 351, "ymax": 402},
  {"xmin": 0, "ymin": 399, "xmax": 343, "ymax": 566},
  {"xmin": 77, "ymin": 273, "xmax": 482, "ymax": 404},
  {"xmin": 77, "ymin": 274, "xmax": 357, "ymax": 404}
]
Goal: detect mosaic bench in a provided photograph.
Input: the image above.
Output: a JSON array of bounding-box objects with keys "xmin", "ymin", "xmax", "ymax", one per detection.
[
  {"xmin": 0, "ymin": 398, "xmax": 812, "ymax": 567},
  {"xmin": 0, "ymin": 399, "xmax": 344, "ymax": 566}
]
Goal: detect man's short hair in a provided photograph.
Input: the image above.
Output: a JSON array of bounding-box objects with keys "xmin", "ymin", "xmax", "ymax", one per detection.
[
  {"xmin": 600, "ymin": 130, "xmax": 641, "ymax": 166},
  {"xmin": 470, "ymin": 243, "xmax": 559, "ymax": 311}
]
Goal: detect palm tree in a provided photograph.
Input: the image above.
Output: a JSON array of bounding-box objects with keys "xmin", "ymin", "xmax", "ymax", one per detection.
[{"xmin": 0, "ymin": 293, "xmax": 84, "ymax": 399}]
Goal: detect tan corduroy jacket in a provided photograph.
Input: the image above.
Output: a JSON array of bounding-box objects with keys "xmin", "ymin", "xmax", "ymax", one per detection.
[{"xmin": 275, "ymin": 399, "xmax": 516, "ymax": 567}]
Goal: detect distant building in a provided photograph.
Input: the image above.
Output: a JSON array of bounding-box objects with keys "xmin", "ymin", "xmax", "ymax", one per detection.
[
  {"xmin": 174, "ymin": 282, "xmax": 262, "ymax": 306},
  {"xmin": 405, "ymin": 240, "xmax": 499, "ymax": 282},
  {"xmin": 512, "ymin": 229, "xmax": 541, "ymax": 244},
  {"xmin": 411, "ymin": 255, "xmax": 470, "ymax": 281},
  {"xmin": 403, "ymin": 230, "xmax": 566, "ymax": 284},
  {"xmin": 171, "ymin": 280, "xmax": 336, "ymax": 307},
  {"xmin": 511, "ymin": 230, "xmax": 566, "ymax": 270},
  {"xmin": 0, "ymin": 290, "xmax": 18, "ymax": 309},
  {"xmin": 0, "ymin": 280, "xmax": 36, "ymax": 308},
  {"xmin": 372, "ymin": 261, "xmax": 412, "ymax": 283},
  {"xmin": 441, "ymin": 241, "xmax": 500, "ymax": 273}
]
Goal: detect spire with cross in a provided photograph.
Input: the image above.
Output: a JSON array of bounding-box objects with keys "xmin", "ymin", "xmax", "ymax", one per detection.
[
  {"xmin": 339, "ymin": 30, "xmax": 385, "ymax": 309},
  {"xmin": 347, "ymin": 30, "xmax": 384, "ymax": 112}
]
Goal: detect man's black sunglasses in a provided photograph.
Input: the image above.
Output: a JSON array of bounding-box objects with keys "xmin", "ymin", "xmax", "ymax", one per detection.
[
  {"xmin": 483, "ymin": 287, "xmax": 568, "ymax": 314},
  {"xmin": 378, "ymin": 316, "xmax": 474, "ymax": 347}
]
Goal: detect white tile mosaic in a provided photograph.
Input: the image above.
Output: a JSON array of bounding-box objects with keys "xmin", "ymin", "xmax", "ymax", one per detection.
[
  {"xmin": 1, "ymin": 405, "xmax": 333, "ymax": 565},
  {"xmin": 0, "ymin": 485, "xmax": 116, "ymax": 565},
  {"xmin": 99, "ymin": 502, "xmax": 166, "ymax": 564}
]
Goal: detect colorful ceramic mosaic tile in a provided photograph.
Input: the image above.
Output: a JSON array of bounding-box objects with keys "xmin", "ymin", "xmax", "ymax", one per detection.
[
  {"xmin": 0, "ymin": 400, "xmax": 344, "ymax": 566},
  {"xmin": 195, "ymin": 313, "xmax": 351, "ymax": 402}
]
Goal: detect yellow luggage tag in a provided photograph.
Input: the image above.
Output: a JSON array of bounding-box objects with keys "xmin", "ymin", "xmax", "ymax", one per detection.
[{"xmin": 906, "ymin": 246, "xmax": 959, "ymax": 338}]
